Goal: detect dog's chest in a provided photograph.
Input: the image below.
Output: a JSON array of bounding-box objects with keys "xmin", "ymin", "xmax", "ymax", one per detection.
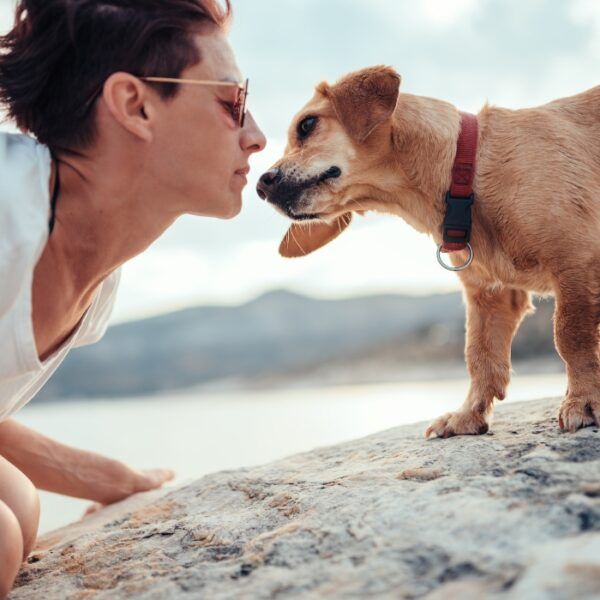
[
  {"xmin": 510, "ymin": 271, "xmax": 554, "ymax": 295},
  {"xmin": 507, "ymin": 252, "xmax": 557, "ymax": 294},
  {"xmin": 463, "ymin": 254, "xmax": 555, "ymax": 296}
]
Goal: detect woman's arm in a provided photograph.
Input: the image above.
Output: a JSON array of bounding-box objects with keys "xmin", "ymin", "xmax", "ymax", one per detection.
[{"xmin": 0, "ymin": 418, "xmax": 174, "ymax": 503}]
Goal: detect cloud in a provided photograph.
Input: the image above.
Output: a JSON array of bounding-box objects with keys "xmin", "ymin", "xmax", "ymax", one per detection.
[
  {"xmin": 567, "ymin": 0, "xmax": 600, "ymax": 60},
  {"xmin": 363, "ymin": 0, "xmax": 481, "ymax": 29},
  {"xmin": 420, "ymin": 0, "xmax": 480, "ymax": 26}
]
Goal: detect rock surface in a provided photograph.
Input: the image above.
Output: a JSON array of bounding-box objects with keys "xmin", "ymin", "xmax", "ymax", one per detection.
[{"xmin": 11, "ymin": 397, "xmax": 600, "ymax": 599}]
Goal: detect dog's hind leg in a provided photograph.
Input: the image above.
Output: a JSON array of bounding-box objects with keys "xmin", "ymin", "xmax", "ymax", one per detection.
[
  {"xmin": 553, "ymin": 273, "xmax": 600, "ymax": 432},
  {"xmin": 425, "ymin": 285, "xmax": 534, "ymax": 438}
]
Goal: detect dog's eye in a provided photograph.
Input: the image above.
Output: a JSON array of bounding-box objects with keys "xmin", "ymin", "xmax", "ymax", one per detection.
[{"xmin": 297, "ymin": 116, "xmax": 318, "ymax": 140}]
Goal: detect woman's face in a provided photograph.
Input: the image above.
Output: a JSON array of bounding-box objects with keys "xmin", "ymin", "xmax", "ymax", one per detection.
[{"xmin": 149, "ymin": 30, "xmax": 266, "ymax": 219}]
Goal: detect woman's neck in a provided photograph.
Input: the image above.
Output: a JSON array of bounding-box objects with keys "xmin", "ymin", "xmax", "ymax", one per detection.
[{"xmin": 47, "ymin": 151, "xmax": 178, "ymax": 307}]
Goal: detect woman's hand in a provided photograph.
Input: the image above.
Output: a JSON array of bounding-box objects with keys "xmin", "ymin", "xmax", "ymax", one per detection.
[
  {"xmin": 81, "ymin": 466, "xmax": 176, "ymax": 519},
  {"xmin": 0, "ymin": 419, "xmax": 179, "ymax": 508},
  {"xmin": 81, "ymin": 500, "xmax": 104, "ymax": 518},
  {"xmin": 132, "ymin": 467, "xmax": 177, "ymax": 493}
]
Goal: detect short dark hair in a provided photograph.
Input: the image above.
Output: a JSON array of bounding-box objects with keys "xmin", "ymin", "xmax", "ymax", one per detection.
[{"xmin": 0, "ymin": 0, "xmax": 232, "ymax": 153}]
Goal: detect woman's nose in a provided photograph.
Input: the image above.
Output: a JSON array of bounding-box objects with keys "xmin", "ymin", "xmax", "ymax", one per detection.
[{"xmin": 241, "ymin": 111, "xmax": 267, "ymax": 153}]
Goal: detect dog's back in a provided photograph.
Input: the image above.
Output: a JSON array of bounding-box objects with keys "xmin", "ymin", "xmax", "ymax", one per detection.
[
  {"xmin": 478, "ymin": 85, "xmax": 600, "ymax": 207},
  {"xmin": 545, "ymin": 84, "xmax": 600, "ymax": 128}
]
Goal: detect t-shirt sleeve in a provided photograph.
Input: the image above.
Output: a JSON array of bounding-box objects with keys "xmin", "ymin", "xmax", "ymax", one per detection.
[
  {"xmin": 0, "ymin": 239, "xmax": 45, "ymax": 381},
  {"xmin": 0, "ymin": 132, "xmax": 52, "ymax": 381}
]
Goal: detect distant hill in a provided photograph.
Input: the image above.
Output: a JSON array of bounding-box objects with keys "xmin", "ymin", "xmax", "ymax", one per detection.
[{"xmin": 36, "ymin": 290, "xmax": 560, "ymax": 401}]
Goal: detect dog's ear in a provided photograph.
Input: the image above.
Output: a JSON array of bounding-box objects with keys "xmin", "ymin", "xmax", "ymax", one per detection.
[
  {"xmin": 319, "ymin": 65, "xmax": 401, "ymax": 144},
  {"xmin": 279, "ymin": 213, "xmax": 353, "ymax": 258}
]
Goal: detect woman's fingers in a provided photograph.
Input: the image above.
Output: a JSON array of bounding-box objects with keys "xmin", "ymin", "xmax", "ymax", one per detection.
[
  {"xmin": 91, "ymin": 465, "xmax": 178, "ymax": 498},
  {"xmin": 81, "ymin": 501, "xmax": 104, "ymax": 518},
  {"xmin": 136, "ymin": 468, "xmax": 176, "ymax": 492},
  {"xmin": 78, "ymin": 468, "xmax": 175, "ymax": 518}
]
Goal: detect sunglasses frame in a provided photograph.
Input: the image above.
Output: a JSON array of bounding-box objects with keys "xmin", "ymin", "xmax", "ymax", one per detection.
[{"xmin": 139, "ymin": 76, "xmax": 249, "ymax": 128}]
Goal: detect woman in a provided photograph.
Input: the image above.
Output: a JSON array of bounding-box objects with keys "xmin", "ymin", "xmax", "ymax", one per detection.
[{"xmin": 0, "ymin": 0, "xmax": 266, "ymax": 595}]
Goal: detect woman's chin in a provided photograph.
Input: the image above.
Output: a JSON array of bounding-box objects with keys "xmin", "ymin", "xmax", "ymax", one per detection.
[
  {"xmin": 220, "ymin": 193, "xmax": 242, "ymax": 219},
  {"xmin": 187, "ymin": 194, "xmax": 241, "ymax": 219}
]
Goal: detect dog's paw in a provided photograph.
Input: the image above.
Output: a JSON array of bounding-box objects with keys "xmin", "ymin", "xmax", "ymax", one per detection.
[
  {"xmin": 558, "ymin": 396, "xmax": 598, "ymax": 432},
  {"xmin": 425, "ymin": 410, "xmax": 490, "ymax": 439}
]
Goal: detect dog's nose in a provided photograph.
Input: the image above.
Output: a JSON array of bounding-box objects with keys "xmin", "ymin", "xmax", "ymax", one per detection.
[{"xmin": 256, "ymin": 168, "xmax": 283, "ymax": 200}]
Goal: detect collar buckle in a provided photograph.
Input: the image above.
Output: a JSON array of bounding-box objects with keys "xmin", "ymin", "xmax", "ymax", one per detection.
[{"xmin": 441, "ymin": 191, "xmax": 474, "ymax": 251}]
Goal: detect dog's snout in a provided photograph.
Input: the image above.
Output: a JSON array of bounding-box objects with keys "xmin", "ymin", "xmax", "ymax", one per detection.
[{"xmin": 256, "ymin": 168, "xmax": 283, "ymax": 200}]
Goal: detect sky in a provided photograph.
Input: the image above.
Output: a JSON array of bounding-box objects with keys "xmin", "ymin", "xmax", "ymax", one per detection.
[{"xmin": 1, "ymin": 0, "xmax": 599, "ymax": 322}]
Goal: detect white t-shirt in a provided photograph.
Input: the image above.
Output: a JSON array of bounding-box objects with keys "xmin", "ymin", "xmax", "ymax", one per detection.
[{"xmin": 0, "ymin": 131, "xmax": 121, "ymax": 422}]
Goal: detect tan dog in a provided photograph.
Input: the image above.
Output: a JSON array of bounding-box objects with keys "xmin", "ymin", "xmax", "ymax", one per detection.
[{"xmin": 256, "ymin": 65, "xmax": 600, "ymax": 438}]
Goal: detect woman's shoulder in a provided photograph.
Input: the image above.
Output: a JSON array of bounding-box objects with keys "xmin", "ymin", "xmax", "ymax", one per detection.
[
  {"xmin": 0, "ymin": 130, "xmax": 52, "ymax": 310},
  {"xmin": 0, "ymin": 130, "xmax": 51, "ymax": 245},
  {"xmin": 0, "ymin": 129, "xmax": 51, "ymax": 230},
  {"xmin": 0, "ymin": 130, "xmax": 51, "ymax": 177}
]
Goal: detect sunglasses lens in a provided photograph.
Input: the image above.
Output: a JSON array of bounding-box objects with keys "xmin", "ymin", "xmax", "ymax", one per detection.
[
  {"xmin": 230, "ymin": 80, "xmax": 248, "ymax": 127},
  {"xmin": 238, "ymin": 79, "xmax": 248, "ymax": 127},
  {"xmin": 239, "ymin": 96, "xmax": 246, "ymax": 128}
]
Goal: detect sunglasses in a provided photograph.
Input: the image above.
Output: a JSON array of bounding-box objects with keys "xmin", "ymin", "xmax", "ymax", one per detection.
[{"xmin": 139, "ymin": 76, "xmax": 249, "ymax": 128}]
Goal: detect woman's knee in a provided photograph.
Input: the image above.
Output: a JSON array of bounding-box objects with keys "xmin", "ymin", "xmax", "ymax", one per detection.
[
  {"xmin": 19, "ymin": 486, "xmax": 40, "ymax": 560},
  {"xmin": 0, "ymin": 455, "xmax": 40, "ymax": 561},
  {"xmin": 12, "ymin": 478, "xmax": 40, "ymax": 561},
  {"xmin": 0, "ymin": 499, "xmax": 23, "ymax": 599}
]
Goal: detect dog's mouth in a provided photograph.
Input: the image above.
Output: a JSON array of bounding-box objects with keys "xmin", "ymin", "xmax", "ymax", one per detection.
[
  {"xmin": 289, "ymin": 211, "xmax": 322, "ymax": 221},
  {"xmin": 283, "ymin": 208, "xmax": 321, "ymax": 221},
  {"xmin": 278, "ymin": 193, "xmax": 328, "ymax": 221},
  {"xmin": 283, "ymin": 203, "xmax": 323, "ymax": 221},
  {"xmin": 258, "ymin": 166, "xmax": 341, "ymax": 221}
]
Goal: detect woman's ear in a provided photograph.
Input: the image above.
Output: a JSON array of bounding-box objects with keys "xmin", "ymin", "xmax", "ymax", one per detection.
[
  {"xmin": 101, "ymin": 71, "xmax": 154, "ymax": 143},
  {"xmin": 319, "ymin": 65, "xmax": 401, "ymax": 144},
  {"xmin": 279, "ymin": 213, "xmax": 353, "ymax": 258}
]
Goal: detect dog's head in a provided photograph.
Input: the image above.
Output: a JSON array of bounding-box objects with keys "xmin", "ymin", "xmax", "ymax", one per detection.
[{"xmin": 257, "ymin": 65, "xmax": 402, "ymax": 257}]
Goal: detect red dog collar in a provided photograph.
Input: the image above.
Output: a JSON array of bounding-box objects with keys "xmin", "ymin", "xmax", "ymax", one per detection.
[{"xmin": 440, "ymin": 111, "xmax": 478, "ymax": 253}]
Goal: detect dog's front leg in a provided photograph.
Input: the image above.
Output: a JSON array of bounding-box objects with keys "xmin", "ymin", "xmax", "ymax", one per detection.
[
  {"xmin": 554, "ymin": 280, "xmax": 600, "ymax": 432},
  {"xmin": 425, "ymin": 285, "xmax": 534, "ymax": 438}
]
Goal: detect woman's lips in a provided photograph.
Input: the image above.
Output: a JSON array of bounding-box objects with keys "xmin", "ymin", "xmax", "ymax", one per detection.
[{"xmin": 234, "ymin": 167, "xmax": 249, "ymax": 185}]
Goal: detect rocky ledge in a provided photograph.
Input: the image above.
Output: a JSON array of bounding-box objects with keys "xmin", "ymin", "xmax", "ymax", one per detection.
[{"xmin": 10, "ymin": 397, "xmax": 600, "ymax": 599}]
